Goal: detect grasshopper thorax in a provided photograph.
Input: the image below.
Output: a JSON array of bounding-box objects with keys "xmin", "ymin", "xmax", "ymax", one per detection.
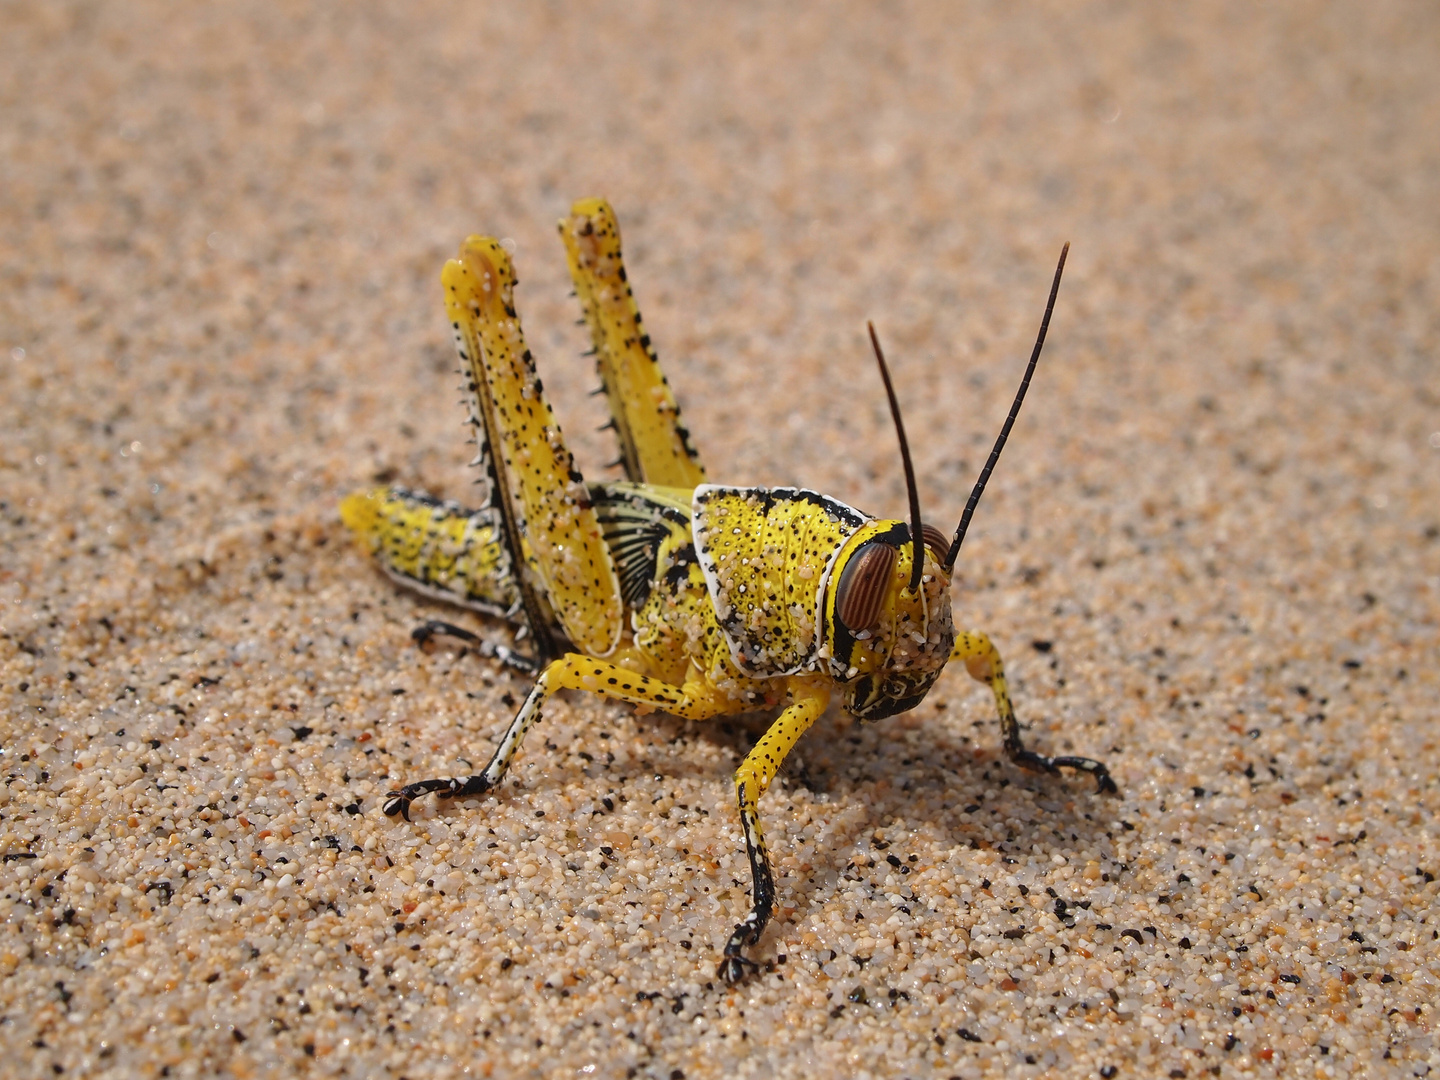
[{"xmin": 822, "ymin": 519, "xmax": 956, "ymax": 721}]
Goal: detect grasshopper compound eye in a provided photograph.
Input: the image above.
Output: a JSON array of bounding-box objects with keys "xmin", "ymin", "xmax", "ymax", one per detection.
[
  {"xmin": 920, "ymin": 524, "xmax": 951, "ymax": 568},
  {"xmin": 833, "ymin": 539, "xmax": 899, "ymax": 632}
]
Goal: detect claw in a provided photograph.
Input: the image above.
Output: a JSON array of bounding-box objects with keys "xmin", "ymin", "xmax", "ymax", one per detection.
[
  {"xmin": 1009, "ymin": 747, "xmax": 1117, "ymax": 797},
  {"xmin": 383, "ymin": 775, "xmax": 493, "ymax": 820},
  {"xmin": 717, "ymin": 953, "xmax": 758, "ymax": 985}
]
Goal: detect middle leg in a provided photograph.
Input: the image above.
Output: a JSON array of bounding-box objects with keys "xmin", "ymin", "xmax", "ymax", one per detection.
[{"xmin": 382, "ymin": 653, "xmax": 725, "ymax": 820}]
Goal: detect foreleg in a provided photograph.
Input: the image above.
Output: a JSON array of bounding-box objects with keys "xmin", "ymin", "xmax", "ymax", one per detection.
[
  {"xmin": 718, "ymin": 679, "xmax": 831, "ymax": 983},
  {"xmin": 952, "ymin": 630, "xmax": 1117, "ymax": 795}
]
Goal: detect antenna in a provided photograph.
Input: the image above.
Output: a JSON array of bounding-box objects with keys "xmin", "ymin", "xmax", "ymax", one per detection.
[
  {"xmin": 867, "ymin": 322, "xmax": 925, "ymax": 594},
  {"xmin": 944, "ymin": 242, "xmax": 1069, "ymax": 571}
]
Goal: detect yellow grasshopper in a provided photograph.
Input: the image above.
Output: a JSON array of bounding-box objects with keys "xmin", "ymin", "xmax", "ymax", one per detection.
[{"xmin": 341, "ymin": 198, "xmax": 1116, "ymax": 983}]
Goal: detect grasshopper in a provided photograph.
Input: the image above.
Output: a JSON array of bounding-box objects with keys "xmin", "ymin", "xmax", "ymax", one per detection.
[{"xmin": 341, "ymin": 198, "xmax": 1117, "ymax": 983}]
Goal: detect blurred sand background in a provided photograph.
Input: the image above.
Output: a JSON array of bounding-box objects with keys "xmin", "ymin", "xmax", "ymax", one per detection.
[{"xmin": 2, "ymin": 2, "xmax": 1438, "ymax": 1077}]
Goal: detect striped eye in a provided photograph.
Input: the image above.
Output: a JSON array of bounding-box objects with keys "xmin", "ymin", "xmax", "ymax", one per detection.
[
  {"xmin": 920, "ymin": 524, "xmax": 950, "ymax": 566},
  {"xmin": 835, "ymin": 540, "xmax": 899, "ymax": 632}
]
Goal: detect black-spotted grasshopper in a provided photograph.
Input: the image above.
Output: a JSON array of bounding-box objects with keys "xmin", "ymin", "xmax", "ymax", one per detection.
[{"xmin": 341, "ymin": 198, "xmax": 1117, "ymax": 983}]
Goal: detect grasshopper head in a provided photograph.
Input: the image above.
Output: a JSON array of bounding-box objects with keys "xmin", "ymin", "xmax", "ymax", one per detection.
[
  {"xmin": 834, "ymin": 246, "xmax": 1068, "ymax": 719},
  {"xmin": 823, "ymin": 520, "xmax": 956, "ymax": 720}
]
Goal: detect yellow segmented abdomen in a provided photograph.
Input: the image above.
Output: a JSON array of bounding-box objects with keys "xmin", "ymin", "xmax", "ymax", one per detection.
[{"xmin": 339, "ymin": 486, "xmax": 521, "ymax": 619}]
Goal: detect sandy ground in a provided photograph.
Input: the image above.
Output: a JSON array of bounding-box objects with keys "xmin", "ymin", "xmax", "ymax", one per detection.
[{"xmin": 3, "ymin": 3, "xmax": 1439, "ymax": 1077}]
